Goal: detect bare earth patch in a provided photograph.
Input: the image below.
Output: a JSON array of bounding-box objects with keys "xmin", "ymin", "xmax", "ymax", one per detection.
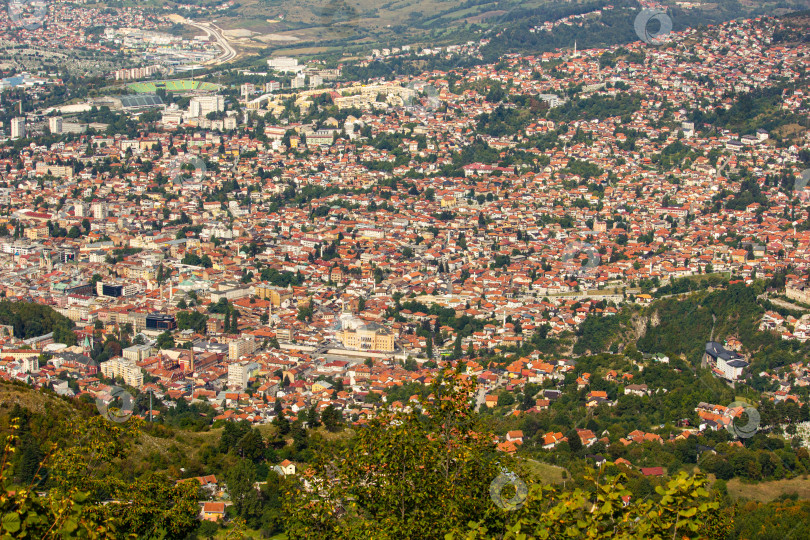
[
  {"xmin": 223, "ymin": 28, "xmax": 258, "ymax": 38},
  {"xmin": 257, "ymin": 33, "xmax": 301, "ymax": 43}
]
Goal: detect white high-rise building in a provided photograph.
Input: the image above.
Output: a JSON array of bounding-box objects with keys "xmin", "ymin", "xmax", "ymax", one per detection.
[
  {"xmin": 21, "ymin": 356, "xmax": 38, "ymax": 373},
  {"xmin": 227, "ymin": 360, "xmax": 259, "ymax": 390},
  {"xmin": 240, "ymin": 83, "xmax": 255, "ymax": 99},
  {"xmin": 189, "ymin": 95, "xmax": 224, "ymax": 118},
  {"xmin": 74, "ymin": 202, "xmax": 88, "ymax": 217},
  {"xmin": 228, "ymin": 337, "xmax": 259, "ymax": 361},
  {"xmin": 10, "ymin": 117, "xmax": 25, "ymax": 139},
  {"xmin": 100, "ymin": 357, "xmax": 144, "ymax": 388},
  {"xmin": 92, "ymin": 201, "xmax": 107, "ymax": 219},
  {"xmin": 49, "ymin": 116, "xmax": 63, "ymax": 134},
  {"xmin": 291, "ymin": 73, "xmax": 306, "ymax": 89}
]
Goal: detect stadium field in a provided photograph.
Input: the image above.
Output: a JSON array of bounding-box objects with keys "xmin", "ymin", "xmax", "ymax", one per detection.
[{"xmin": 127, "ymin": 80, "xmax": 221, "ymax": 93}]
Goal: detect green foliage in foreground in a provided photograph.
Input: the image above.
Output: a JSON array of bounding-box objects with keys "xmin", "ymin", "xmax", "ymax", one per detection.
[
  {"xmin": 281, "ymin": 370, "xmax": 724, "ymax": 540},
  {"xmin": 733, "ymin": 496, "xmax": 810, "ymax": 538},
  {"xmin": 0, "ymin": 416, "xmax": 199, "ymax": 539},
  {"xmin": 283, "ymin": 371, "xmax": 502, "ymax": 539},
  {"xmin": 452, "ymin": 471, "xmax": 723, "ymax": 540}
]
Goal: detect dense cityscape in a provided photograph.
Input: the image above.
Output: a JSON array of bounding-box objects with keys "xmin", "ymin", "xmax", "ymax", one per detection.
[{"xmin": 1, "ymin": 0, "xmax": 810, "ymax": 539}]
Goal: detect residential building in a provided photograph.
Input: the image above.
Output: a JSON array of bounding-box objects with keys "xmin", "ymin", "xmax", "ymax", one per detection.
[
  {"xmin": 704, "ymin": 342, "xmax": 749, "ymax": 382},
  {"xmin": 227, "ymin": 360, "xmax": 259, "ymax": 389},
  {"xmin": 10, "ymin": 117, "xmax": 25, "ymax": 139},
  {"xmin": 100, "ymin": 357, "xmax": 144, "ymax": 388},
  {"xmin": 49, "ymin": 116, "xmax": 63, "ymax": 134},
  {"xmin": 228, "ymin": 337, "xmax": 258, "ymax": 361}
]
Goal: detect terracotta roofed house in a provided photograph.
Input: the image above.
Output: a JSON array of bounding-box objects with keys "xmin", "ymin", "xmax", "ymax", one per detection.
[{"xmin": 202, "ymin": 502, "xmax": 225, "ymax": 521}]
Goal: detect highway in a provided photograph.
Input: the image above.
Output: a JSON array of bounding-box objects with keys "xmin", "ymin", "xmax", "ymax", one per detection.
[{"xmin": 182, "ymin": 19, "xmax": 237, "ymax": 65}]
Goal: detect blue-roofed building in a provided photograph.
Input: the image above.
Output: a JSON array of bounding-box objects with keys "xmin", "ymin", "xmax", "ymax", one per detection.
[
  {"xmin": 0, "ymin": 76, "xmax": 24, "ymax": 89},
  {"xmin": 0, "ymin": 73, "xmax": 48, "ymax": 90}
]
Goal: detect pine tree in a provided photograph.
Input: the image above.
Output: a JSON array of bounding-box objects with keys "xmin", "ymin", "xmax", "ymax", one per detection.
[
  {"xmin": 226, "ymin": 459, "xmax": 261, "ymax": 520},
  {"xmin": 274, "ymin": 411, "xmax": 291, "ymax": 435},
  {"xmin": 322, "ymin": 405, "xmax": 341, "ymax": 432},
  {"xmin": 308, "ymin": 405, "xmax": 320, "ymax": 428},
  {"xmin": 16, "ymin": 436, "xmax": 43, "ymax": 485},
  {"xmin": 236, "ymin": 429, "xmax": 265, "ymax": 462},
  {"xmin": 566, "ymin": 429, "xmax": 583, "ymax": 454}
]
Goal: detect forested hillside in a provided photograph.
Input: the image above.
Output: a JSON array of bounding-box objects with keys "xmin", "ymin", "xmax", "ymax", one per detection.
[{"xmin": 0, "ymin": 300, "xmax": 77, "ymax": 345}]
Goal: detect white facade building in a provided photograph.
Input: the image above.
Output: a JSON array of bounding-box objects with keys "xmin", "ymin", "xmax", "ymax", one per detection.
[
  {"xmin": 227, "ymin": 360, "xmax": 259, "ymax": 389},
  {"xmin": 10, "ymin": 117, "xmax": 25, "ymax": 139},
  {"xmin": 189, "ymin": 95, "xmax": 224, "ymax": 118}
]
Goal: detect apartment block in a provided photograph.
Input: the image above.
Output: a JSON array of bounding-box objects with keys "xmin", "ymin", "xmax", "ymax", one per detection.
[{"xmin": 101, "ymin": 357, "xmax": 144, "ymax": 388}]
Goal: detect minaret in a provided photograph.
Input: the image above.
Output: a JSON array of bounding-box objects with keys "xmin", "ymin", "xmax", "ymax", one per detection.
[{"xmin": 573, "ymin": 41, "xmax": 577, "ymax": 58}]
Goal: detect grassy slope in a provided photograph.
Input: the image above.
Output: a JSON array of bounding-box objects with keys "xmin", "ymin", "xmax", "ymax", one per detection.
[
  {"xmin": 0, "ymin": 380, "xmax": 76, "ymax": 418},
  {"xmin": 0, "ymin": 380, "xmax": 220, "ymax": 477},
  {"xmin": 89, "ymin": 0, "xmax": 808, "ymax": 62},
  {"xmin": 175, "ymin": 0, "xmax": 553, "ymax": 55},
  {"xmin": 520, "ymin": 457, "xmax": 567, "ymax": 484},
  {"xmin": 727, "ymin": 477, "xmax": 810, "ymax": 502}
]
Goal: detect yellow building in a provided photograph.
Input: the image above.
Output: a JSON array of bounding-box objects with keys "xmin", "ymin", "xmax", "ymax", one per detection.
[
  {"xmin": 311, "ymin": 380, "xmax": 333, "ymax": 393},
  {"xmin": 255, "ymin": 284, "xmax": 293, "ymax": 307},
  {"xmin": 25, "ymin": 226, "xmax": 48, "ymax": 240},
  {"xmin": 119, "ymin": 262, "xmax": 157, "ymax": 281},
  {"xmin": 202, "ymin": 502, "xmax": 225, "ymax": 521},
  {"xmin": 340, "ymin": 322, "xmax": 395, "ymax": 352},
  {"xmin": 440, "ymin": 196, "xmax": 458, "ymax": 208},
  {"xmin": 139, "ymin": 140, "xmax": 159, "ymax": 151}
]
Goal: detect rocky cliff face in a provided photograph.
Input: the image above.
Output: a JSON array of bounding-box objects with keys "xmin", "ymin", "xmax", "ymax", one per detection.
[{"xmin": 630, "ymin": 309, "xmax": 660, "ymax": 342}]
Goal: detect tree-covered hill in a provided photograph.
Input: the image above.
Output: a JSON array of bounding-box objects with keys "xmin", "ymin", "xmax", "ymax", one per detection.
[
  {"xmin": 636, "ymin": 282, "xmax": 810, "ymax": 375},
  {"xmin": 0, "ymin": 380, "xmax": 200, "ymax": 538},
  {"xmin": 637, "ymin": 283, "xmax": 764, "ymax": 363},
  {"xmin": 567, "ymin": 279, "xmax": 810, "ymax": 377},
  {"xmin": 0, "ymin": 300, "xmax": 77, "ymax": 345}
]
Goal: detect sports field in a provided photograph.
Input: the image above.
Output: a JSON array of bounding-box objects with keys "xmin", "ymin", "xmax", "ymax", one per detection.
[{"xmin": 128, "ymin": 80, "xmax": 221, "ymax": 93}]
